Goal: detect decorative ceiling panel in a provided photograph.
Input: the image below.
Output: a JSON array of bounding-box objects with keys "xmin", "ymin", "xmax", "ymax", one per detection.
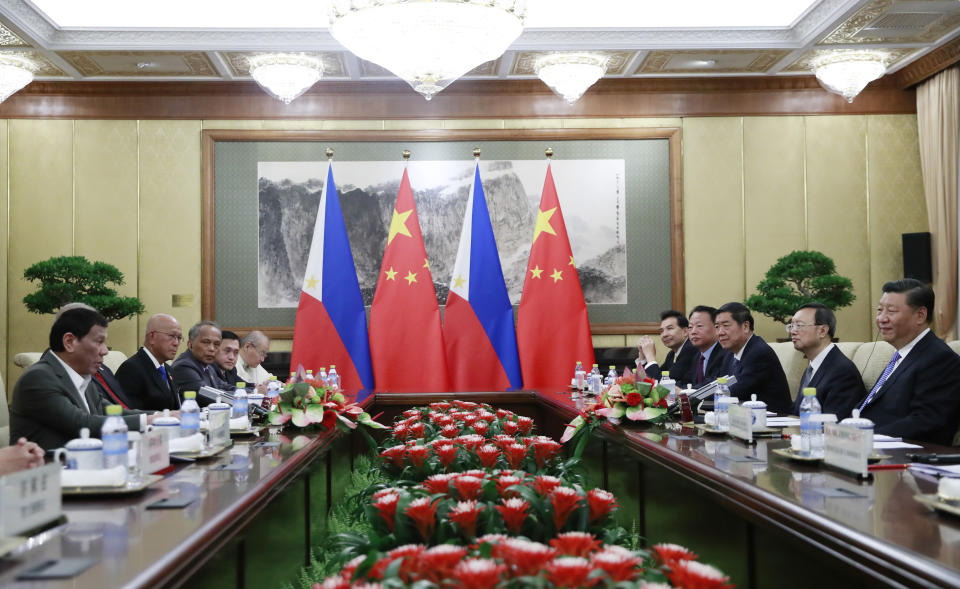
[
  {"xmin": 224, "ymin": 51, "xmax": 348, "ymax": 78},
  {"xmin": 511, "ymin": 51, "xmax": 634, "ymax": 76},
  {"xmin": 58, "ymin": 51, "xmax": 218, "ymax": 77},
  {"xmin": 0, "ymin": 22, "xmax": 27, "ymax": 46},
  {"xmin": 3, "ymin": 50, "xmax": 67, "ymax": 76},
  {"xmin": 819, "ymin": 0, "xmax": 960, "ymax": 45},
  {"xmin": 636, "ymin": 50, "xmax": 790, "ymax": 74},
  {"xmin": 782, "ymin": 47, "xmax": 919, "ymax": 73}
]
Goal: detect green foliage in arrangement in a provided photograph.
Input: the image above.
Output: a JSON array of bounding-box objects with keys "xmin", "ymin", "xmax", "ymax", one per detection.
[
  {"xmin": 289, "ymin": 454, "xmax": 385, "ymax": 589},
  {"xmin": 745, "ymin": 250, "xmax": 855, "ymax": 324},
  {"xmin": 22, "ymin": 256, "xmax": 144, "ymax": 321}
]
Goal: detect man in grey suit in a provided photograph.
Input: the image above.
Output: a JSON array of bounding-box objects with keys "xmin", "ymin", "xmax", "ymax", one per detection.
[
  {"xmin": 171, "ymin": 320, "xmax": 226, "ymax": 405},
  {"xmin": 10, "ymin": 308, "xmax": 148, "ymax": 449}
]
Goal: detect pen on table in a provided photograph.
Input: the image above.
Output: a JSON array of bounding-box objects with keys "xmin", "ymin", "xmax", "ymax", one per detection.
[{"xmin": 867, "ymin": 463, "xmax": 910, "ymax": 471}]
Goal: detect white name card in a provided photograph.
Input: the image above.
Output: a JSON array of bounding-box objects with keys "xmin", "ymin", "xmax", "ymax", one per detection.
[
  {"xmin": 139, "ymin": 430, "xmax": 170, "ymax": 474},
  {"xmin": 824, "ymin": 423, "xmax": 871, "ymax": 478},
  {"xmin": 728, "ymin": 404, "xmax": 753, "ymax": 443},
  {"xmin": 0, "ymin": 463, "xmax": 62, "ymax": 538}
]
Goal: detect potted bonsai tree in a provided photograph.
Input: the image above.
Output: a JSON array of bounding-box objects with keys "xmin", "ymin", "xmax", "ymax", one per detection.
[
  {"xmin": 22, "ymin": 256, "xmax": 145, "ymax": 321},
  {"xmin": 745, "ymin": 250, "xmax": 855, "ymax": 325}
]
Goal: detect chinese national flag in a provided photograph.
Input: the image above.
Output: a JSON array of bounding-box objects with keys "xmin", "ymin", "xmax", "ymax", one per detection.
[
  {"xmin": 517, "ymin": 162, "xmax": 594, "ymax": 391},
  {"xmin": 369, "ymin": 168, "xmax": 452, "ymax": 391}
]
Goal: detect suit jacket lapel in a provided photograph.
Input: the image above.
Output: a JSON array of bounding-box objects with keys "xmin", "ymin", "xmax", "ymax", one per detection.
[
  {"xmin": 866, "ymin": 333, "xmax": 931, "ymax": 406},
  {"xmin": 807, "ymin": 347, "xmax": 836, "ymax": 389},
  {"xmin": 43, "ymin": 353, "xmax": 90, "ymax": 412}
]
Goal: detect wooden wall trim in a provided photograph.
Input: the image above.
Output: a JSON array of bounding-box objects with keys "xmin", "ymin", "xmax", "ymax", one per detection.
[
  {"xmin": 201, "ymin": 128, "xmax": 684, "ymax": 337},
  {"xmin": 0, "ymin": 76, "xmax": 915, "ymax": 120},
  {"xmin": 895, "ymin": 37, "xmax": 960, "ymax": 88}
]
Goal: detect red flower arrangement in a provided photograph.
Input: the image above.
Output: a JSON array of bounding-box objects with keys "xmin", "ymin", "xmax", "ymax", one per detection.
[
  {"xmin": 587, "ymin": 488, "xmax": 619, "ymax": 522},
  {"xmin": 448, "ymin": 500, "xmax": 484, "ymax": 539},
  {"xmin": 495, "ymin": 497, "xmax": 530, "ymax": 534},
  {"xmin": 404, "ymin": 497, "xmax": 439, "ymax": 541},
  {"xmin": 549, "ymin": 531, "xmax": 602, "ymax": 557},
  {"xmin": 496, "ymin": 537, "xmax": 557, "ymax": 577},
  {"xmin": 452, "ymin": 558, "xmax": 506, "ymax": 589},
  {"xmin": 373, "ymin": 492, "xmax": 399, "ymax": 532},
  {"xmin": 666, "ymin": 559, "xmax": 734, "ymax": 589},
  {"xmin": 549, "ymin": 486, "xmax": 583, "ymax": 530},
  {"xmin": 544, "ymin": 556, "xmax": 593, "ymax": 588},
  {"xmin": 451, "ymin": 475, "xmax": 484, "ymax": 500}
]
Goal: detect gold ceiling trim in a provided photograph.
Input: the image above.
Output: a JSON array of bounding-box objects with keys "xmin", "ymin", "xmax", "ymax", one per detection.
[
  {"xmin": 782, "ymin": 47, "xmax": 918, "ymax": 73},
  {"xmin": 511, "ymin": 50, "xmax": 634, "ymax": 76},
  {"xmin": 637, "ymin": 49, "xmax": 790, "ymax": 74},
  {"xmin": 58, "ymin": 51, "xmax": 219, "ymax": 77},
  {"xmin": 820, "ymin": 0, "xmax": 960, "ymax": 45},
  {"xmin": 0, "ymin": 50, "xmax": 66, "ymax": 76},
  {"xmin": 225, "ymin": 51, "xmax": 348, "ymax": 78}
]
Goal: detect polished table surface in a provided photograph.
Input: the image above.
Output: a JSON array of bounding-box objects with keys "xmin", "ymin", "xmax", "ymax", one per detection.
[{"xmin": 2, "ymin": 390, "xmax": 960, "ymax": 588}]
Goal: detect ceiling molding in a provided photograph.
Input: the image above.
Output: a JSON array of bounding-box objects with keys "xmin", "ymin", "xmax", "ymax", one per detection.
[
  {"xmin": 0, "ymin": 77, "xmax": 915, "ymax": 120},
  {"xmin": 894, "ymin": 35, "xmax": 960, "ymax": 87}
]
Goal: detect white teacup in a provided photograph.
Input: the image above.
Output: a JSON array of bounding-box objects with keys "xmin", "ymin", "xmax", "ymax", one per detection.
[{"xmin": 55, "ymin": 427, "xmax": 104, "ymax": 470}]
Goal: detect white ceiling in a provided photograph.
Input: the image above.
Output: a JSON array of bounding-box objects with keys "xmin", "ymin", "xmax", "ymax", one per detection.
[{"xmin": 0, "ymin": 0, "xmax": 957, "ymax": 84}]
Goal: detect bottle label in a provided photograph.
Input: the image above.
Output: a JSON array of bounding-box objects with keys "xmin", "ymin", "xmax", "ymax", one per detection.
[
  {"xmin": 103, "ymin": 432, "xmax": 127, "ymax": 456},
  {"xmin": 181, "ymin": 412, "xmax": 199, "ymax": 431}
]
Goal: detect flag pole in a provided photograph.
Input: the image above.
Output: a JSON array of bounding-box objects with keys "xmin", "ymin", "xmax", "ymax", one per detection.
[{"xmin": 473, "ymin": 146, "xmax": 481, "ymax": 160}]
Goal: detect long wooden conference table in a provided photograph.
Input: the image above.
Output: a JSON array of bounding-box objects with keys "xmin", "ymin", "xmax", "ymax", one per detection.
[{"xmin": 0, "ymin": 390, "xmax": 958, "ymax": 588}]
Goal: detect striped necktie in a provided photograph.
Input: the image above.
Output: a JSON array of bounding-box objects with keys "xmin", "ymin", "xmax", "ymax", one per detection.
[{"xmin": 858, "ymin": 351, "xmax": 901, "ymax": 411}]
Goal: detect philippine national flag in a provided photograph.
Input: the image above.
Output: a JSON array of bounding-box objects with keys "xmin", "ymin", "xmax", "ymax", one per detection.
[
  {"xmin": 290, "ymin": 162, "xmax": 375, "ymax": 392},
  {"xmin": 443, "ymin": 162, "xmax": 523, "ymax": 391},
  {"xmin": 368, "ymin": 167, "xmax": 451, "ymax": 392},
  {"xmin": 517, "ymin": 162, "xmax": 594, "ymax": 391}
]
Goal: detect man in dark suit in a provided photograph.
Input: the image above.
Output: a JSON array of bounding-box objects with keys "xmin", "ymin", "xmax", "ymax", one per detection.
[
  {"xmin": 116, "ymin": 313, "xmax": 183, "ymax": 410},
  {"xmin": 637, "ymin": 309, "xmax": 695, "ymax": 382},
  {"xmin": 858, "ymin": 279, "xmax": 960, "ymax": 445},
  {"xmin": 789, "ymin": 303, "xmax": 863, "ymax": 419},
  {"xmin": 171, "ymin": 320, "xmax": 226, "ymax": 406},
  {"xmin": 716, "ymin": 302, "xmax": 792, "ymax": 414},
  {"xmin": 213, "ymin": 330, "xmax": 246, "ymax": 389},
  {"xmin": 10, "ymin": 308, "xmax": 147, "ymax": 449},
  {"xmin": 682, "ymin": 305, "xmax": 730, "ymax": 388}
]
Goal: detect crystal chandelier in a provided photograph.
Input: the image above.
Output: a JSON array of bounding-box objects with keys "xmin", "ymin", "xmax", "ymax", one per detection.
[
  {"xmin": 0, "ymin": 54, "xmax": 35, "ymax": 103},
  {"xmin": 248, "ymin": 53, "xmax": 323, "ymax": 104},
  {"xmin": 329, "ymin": 0, "xmax": 525, "ymax": 100},
  {"xmin": 535, "ymin": 53, "xmax": 609, "ymax": 105},
  {"xmin": 811, "ymin": 50, "xmax": 889, "ymax": 103}
]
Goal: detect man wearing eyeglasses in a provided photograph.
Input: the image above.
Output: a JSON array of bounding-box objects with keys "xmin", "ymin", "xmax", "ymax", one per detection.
[
  {"xmin": 788, "ymin": 303, "xmax": 863, "ymax": 419},
  {"xmin": 236, "ymin": 330, "xmax": 275, "ymax": 387},
  {"xmin": 116, "ymin": 313, "xmax": 183, "ymax": 410}
]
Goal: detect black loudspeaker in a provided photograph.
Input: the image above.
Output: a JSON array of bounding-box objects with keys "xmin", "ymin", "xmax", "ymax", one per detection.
[{"xmin": 902, "ymin": 232, "xmax": 933, "ymax": 283}]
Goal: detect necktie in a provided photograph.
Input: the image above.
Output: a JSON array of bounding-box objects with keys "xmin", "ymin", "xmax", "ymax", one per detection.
[
  {"xmin": 158, "ymin": 364, "xmax": 168, "ymax": 381},
  {"xmin": 95, "ymin": 371, "xmax": 129, "ymax": 409},
  {"xmin": 733, "ymin": 358, "xmax": 742, "ymax": 376},
  {"xmin": 858, "ymin": 351, "xmax": 901, "ymax": 411},
  {"xmin": 798, "ymin": 364, "xmax": 813, "ymax": 397},
  {"xmin": 696, "ymin": 353, "xmax": 705, "ymax": 383}
]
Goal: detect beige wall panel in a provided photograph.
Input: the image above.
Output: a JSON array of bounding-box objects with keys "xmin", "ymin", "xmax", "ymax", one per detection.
[
  {"xmin": 137, "ymin": 120, "xmax": 202, "ymax": 351},
  {"xmin": 805, "ymin": 116, "xmax": 871, "ymax": 341},
  {"xmin": 74, "ymin": 120, "xmax": 140, "ymax": 356},
  {"xmin": 743, "ymin": 117, "xmax": 806, "ymax": 341},
  {"xmin": 7, "ymin": 120, "xmax": 74, "ymax": 382},
  {"xmin": 682, "ymin": 117, "xmax": 744, "ymax": 310},
  {"xmin": 0, "ymin": 121, "xmax": 7, "ymax": 390},
  {"xmin": 867, "ymin": 114, "xmax": 927, "ymax": 337}
]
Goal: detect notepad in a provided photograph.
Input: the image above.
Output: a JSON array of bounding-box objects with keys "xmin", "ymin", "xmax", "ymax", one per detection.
[
  {"xmin": 873, "ymin": 441, "xmax": 923, "ymax": 449},
  {"xmin": 767, "ymin": 417, "xmax": 801, "ymax": 427}
]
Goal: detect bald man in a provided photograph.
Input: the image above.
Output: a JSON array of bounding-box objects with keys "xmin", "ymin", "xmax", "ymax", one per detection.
[{"xmin": 116, "ymin": 313, "xmax": 182, "ymax": 410}]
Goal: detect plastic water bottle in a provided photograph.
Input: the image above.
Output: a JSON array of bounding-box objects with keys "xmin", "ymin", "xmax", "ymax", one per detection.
[
  {"xmin": 329, "ymin": 366, "xmax": 340, "ymax": 390},
  {"xmin": 588, "ymin": 364, "xmax": 601, "ymax": 392},
  {"xmin": 208, "ymin": 394, "xmax": 231, "ymax": 447},
  {"xmin": 287, "ymin": 371, "xmax": 296, "ymax": 385},
  {"xmin": 799, "ymin": 387, "xmax": 822, "ymax": 457},
  {"xmin": 318, "ymin": 366, "xmax": 328, "ymax": 386},
  {"xmin": 714, "ymin": 377, "xmax": 731, "ymax": 430},
  {"xmin": 180, "ymin": 391, "xmax": 200, "ymax": 437},
  {"xmin": 605, "ymin": 365, "xmax": 617, "ymax": 387},
  {"xmin": 102, "ymin": 405, "xmax": 129, "ymax": 470},
  {"xmin": 306, "ymin": 369, "xmax": 314, "ymax": 382},
  {"xmin": 232, "ymin": 382, "xmax": 248, "ymax": 419},
  {"xmin": 266, "ymin": 376, "xmax": 280, "ymax": 400},
  {"xmin": 660, "ymin": 371, "xmax": 676, "ymax": 404},
  {"xmin": 574, "ymin": 361, "xmax": 585, "ymax": 390}
]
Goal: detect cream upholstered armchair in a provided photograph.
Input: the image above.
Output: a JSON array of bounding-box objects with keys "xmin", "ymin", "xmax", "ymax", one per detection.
[
  {"xmin": 13, "ymin": 350, "xmax": 127, "ymax": 373},
  {"xmin": 0, "ymin": 369, "xmax": 9, "ymax": 447}
]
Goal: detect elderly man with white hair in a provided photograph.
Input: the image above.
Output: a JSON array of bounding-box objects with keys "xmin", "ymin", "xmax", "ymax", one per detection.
[{"xmin": 236, "ymin": 330, "xmax": 275, "ymax": 386}]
